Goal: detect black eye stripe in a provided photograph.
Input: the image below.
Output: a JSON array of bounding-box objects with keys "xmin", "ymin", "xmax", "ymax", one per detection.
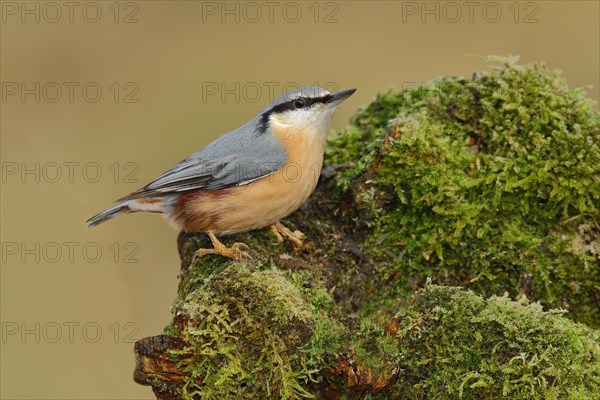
[
  {"xmin": 267, "ymin": 94, "xmax": 331, "ymax": 114},
  {"xmin": 259, "ymin": 94, "xmax": 332, "ymax": 131}
]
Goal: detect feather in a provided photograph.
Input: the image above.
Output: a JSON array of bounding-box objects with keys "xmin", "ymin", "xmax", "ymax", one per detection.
[{"xmin": 118, "ymin": 117, "xmax": 288, "ymax": 201}]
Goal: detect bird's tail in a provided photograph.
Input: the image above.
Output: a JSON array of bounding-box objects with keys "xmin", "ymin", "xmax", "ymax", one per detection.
[
  {"xmin": 87, "ymin": 198, "xmax": 168, "ymax": 228},
  {"xmin": 86, "ymin": 202, "xmax": 132, "ymax": 228}
]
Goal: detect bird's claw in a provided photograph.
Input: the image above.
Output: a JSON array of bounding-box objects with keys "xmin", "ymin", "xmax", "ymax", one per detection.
[
  {"xmin": 233, "ymin": 242, "xmax": 250, "ymax": 251},
  {"xmin": 191, "ymin": 233, "xmax": 253, "ymax": 262},
  {"xmin": 270, "ymin": 222, "xmax": 305, "ymax": 247},
  {"xmin": 230, "ymin": 242, "xmax": 253, "ymax": 261}
]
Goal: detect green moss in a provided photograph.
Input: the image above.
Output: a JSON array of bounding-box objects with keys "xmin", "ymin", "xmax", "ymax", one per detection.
[
  {"xmin": 385, "ymin": 285, "xmax": 600, "ymax": 399},
  {"xmin": 327, "ymin": 57, "xmax": 600, "ymax": 327},
  {"xmin": 351, "ymin": 318, "xmax": 400, "ymax": 380},
  {"xmin": 169, "ymin": 262, "xmax": 345, "ymax": 399}
]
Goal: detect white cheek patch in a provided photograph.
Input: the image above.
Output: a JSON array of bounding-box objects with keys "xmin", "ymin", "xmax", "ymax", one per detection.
[
  {"xmin": 270, "ymin": 106, "xmax": 334, "ymax": 133},
  {"xmin": 270, "ymin": 109, "xmax": 314, "ymax": 129}
]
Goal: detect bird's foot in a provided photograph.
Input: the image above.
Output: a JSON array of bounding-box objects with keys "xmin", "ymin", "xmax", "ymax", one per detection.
[
  {"xmin": 269, "ymin": 222, "xmax": 305, "ymax": 247},
  {"xmin": 192, "ymin": 232, "xmax": 252, "ymax": 262}
]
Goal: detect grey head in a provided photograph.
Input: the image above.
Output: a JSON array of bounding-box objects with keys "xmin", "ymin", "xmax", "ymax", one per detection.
[{"xmin": 257, "ymin": 86, "xmax": 357, "ymax": 132}]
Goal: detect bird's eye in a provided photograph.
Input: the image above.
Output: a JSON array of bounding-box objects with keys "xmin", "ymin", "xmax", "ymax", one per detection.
[{"xmin": 293, "ymin": 98, "xmax": 307, "ymax": 109}]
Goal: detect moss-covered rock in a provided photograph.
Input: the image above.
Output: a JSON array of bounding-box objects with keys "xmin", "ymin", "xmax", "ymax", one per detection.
[{"xmin": 134, "ymin": 58, "xmax": 600, "ymax": 399}]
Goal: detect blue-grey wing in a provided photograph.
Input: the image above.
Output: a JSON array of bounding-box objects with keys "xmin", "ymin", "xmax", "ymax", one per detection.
[{"xmin": 118, "ymin": 120, "xmax": 287, "ymax": 200}]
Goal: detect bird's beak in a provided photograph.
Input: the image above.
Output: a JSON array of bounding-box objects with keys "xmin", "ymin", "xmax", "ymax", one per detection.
[{"xmin": 326, "ymin": 88, "xmax": 357, "ymax": 106}]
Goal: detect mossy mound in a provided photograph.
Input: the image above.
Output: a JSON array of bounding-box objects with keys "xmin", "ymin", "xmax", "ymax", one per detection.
[
  {"xmin": 135, "ymin": 59, "xmax": 600, "ymax": 399},
  {"xmin": 327, "ymin": 57, "xmax": 600, "ymax": 327},
  {"xmin": 385, "ymin": 285, "xmax": 599, "ymax": 399},
  {"xmin": 158, "ymin": 263, "xmax": 600, "ymax": 399},
  {"xmin": 168, "ymin": 264, "xmax": 343, "ymax": 399}
]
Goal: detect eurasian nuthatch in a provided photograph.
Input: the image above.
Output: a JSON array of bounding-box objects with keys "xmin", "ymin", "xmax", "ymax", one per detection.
[{"xmin": 87, "ymin": 86, "xmax": 356, "ymax": 259}]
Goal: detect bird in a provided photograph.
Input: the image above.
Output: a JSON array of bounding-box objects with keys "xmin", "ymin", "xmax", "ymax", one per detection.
[{"xmin": 87, "ymin": 86, "xmax": 356, "ymax": 260}]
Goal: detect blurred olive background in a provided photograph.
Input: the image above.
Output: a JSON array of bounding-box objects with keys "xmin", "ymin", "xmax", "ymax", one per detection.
[{"xmin": 1, "ymin": 1, "xmax": 598, "ymax": 398}]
